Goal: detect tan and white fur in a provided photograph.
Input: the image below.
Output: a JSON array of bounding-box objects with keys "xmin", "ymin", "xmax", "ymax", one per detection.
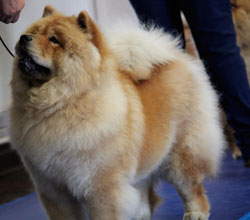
[
  {"xmin": 182, "ymin": 12, "xmax": 242, "ymax": 160},
  {"xmin": 10, "ymin": 6, "xmax": 225, "ymax": 220}
]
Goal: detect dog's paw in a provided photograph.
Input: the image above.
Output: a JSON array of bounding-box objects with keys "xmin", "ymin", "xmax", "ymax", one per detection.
[{"xmin": 183, "ymin": 211, "xmax": 210, "ymax": 220}]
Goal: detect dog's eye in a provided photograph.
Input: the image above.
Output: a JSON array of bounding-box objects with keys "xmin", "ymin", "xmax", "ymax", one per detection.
[{"xmin": 49, "ymin": 36, "xmax": 59, "ymax": 44}]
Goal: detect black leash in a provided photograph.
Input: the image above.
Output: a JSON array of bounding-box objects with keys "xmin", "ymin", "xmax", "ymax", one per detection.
[{"xmin": 0, "ymin": 36, "xmax": 15, "ymax": 58}]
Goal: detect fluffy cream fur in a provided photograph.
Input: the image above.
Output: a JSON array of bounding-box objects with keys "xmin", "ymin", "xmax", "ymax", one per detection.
[
  {"xmin": 10, "ymin": 6, "xmax": 225, "ymax": 220},
  {"xmin": 105, "ymin": 23, "xmax": 180, "ymax": 81}
]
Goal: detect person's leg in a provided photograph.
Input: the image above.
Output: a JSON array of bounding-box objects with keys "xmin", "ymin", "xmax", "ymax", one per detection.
[
  {"xmin": 182, "ymin": 0, "xmax": 250, "ymax": 166},
  {"xmin": 129, "ymin": 0, "xmax": 184, "ymax": 43}
]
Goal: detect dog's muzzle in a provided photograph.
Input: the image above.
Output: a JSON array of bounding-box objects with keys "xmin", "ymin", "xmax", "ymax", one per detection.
[{"xmin": 16, "ymin": 35, "xmax": 51, "ymax": 82}]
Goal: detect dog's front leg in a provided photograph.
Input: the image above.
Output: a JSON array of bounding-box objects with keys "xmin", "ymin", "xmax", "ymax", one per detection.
[
  {"xmin": 37, "ymin": 187, "xmax": 86, "ymax": 220},
  {"xmin": 87, "ymin": 181, "xmax": 141, "ymax": 220}
]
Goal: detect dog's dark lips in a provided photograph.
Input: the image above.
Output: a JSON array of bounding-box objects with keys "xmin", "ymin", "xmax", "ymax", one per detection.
[
  {"xmin": 18, "ymin": 55, "xmax": 51, "ymax": 82},
  {"xmin": 19, "ymin": 56, "xmax": 50, "ymax": 76}
]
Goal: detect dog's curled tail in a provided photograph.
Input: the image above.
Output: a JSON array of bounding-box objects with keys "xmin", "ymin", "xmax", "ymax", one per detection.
[{"xmin": 105, "ymin": 22, "xmax": 182, "ymax": 82}]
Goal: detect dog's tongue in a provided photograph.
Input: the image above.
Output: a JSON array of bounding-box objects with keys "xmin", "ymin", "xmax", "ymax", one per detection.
[{"xmin": 19, "ymin": 56, "xmax": 37, "ymax": 74}]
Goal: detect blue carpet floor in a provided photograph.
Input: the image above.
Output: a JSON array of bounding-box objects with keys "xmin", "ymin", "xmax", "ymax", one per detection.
[{"xmin": 0, "ymin": 152, "xmax": 249, "ymax": 220}]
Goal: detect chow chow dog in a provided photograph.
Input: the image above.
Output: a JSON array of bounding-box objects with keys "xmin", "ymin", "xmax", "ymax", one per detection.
[{"xmin": 10, "ymin": 5, "xmax": 224, "ymax": 220}]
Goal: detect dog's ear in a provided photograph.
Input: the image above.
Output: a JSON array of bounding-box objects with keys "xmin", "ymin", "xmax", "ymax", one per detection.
[
  {"xmin": 43, "ymin": 5, "xmax": 56, "ymax": 17},
  {"xmin": 77, "ymin": 11, "xmax": 104, "ymax": 51},
  {"xmin": 77, "ymin": 11, "xmax": 94, "ymax": 33}
]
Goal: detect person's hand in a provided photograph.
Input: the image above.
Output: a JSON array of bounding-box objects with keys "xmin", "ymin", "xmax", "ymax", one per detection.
[{"xmin": 0, "ymin": 0, "xmax": 25, "ymax": 24}]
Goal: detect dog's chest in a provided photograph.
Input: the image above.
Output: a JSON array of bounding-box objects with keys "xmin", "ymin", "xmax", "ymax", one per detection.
[{"xmin": 22, "ymin": 134, "xmax": 106, "ymax": 197}]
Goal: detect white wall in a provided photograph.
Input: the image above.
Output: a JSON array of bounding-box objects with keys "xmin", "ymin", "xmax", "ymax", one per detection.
[
  {"xmin": 0, "ymin": 0, "xmax": 137, "ymax": 112},
  {"xmin": 94, "ymin": 0, "xmax": 137, "ymax": 25}
]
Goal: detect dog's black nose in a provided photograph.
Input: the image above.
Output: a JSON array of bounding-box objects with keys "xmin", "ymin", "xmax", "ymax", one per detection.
[{"xmin": 20, "ymin": 35, "xmax": 32, "ymax": 44}]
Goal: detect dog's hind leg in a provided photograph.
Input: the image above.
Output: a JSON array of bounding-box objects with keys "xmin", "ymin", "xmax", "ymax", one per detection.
[{"xmin": 161, "ymin": 145, "xmax": 211, "ymax": 220}]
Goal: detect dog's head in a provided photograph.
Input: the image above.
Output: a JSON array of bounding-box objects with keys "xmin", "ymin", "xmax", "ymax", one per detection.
[{"xmin": 14, "ymin": 5, "xmax": 105, "ymax": 87}]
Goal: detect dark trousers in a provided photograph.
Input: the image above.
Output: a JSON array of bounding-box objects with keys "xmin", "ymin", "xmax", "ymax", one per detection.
[{"xmin": 130, "ymin": 0, "xmax": 250, "ymax": 159}]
